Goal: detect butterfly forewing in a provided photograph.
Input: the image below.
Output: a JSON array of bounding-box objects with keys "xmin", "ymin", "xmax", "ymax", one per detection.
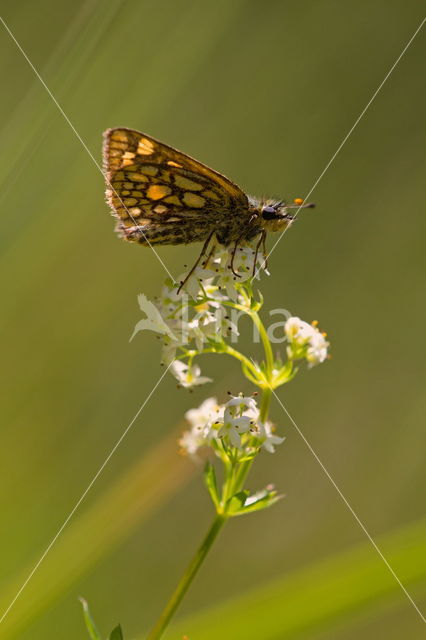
[{"xmin": 103, "ymin": 128, "xmax": 249, "ymax": 245}]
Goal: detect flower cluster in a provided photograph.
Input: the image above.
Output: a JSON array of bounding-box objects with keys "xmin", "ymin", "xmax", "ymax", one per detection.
[
  {"xmin": 285, "ymin": 317, "xmax": 329, "ymax": 367},
  {"xmin": 131, "ymin": 235, "xmax": 330, "ymax": 392},
  {"xmin": 179, "ymin": 395, "xmax": 285, "ymax": 461},
  {"xmin": 131, "ymin": 239, "xmax": 267, "ymax": 386}
]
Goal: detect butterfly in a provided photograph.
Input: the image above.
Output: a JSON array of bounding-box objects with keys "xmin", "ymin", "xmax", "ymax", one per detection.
[{"xmin": 103, "ymin": 128, "xmax": 314, "ymax": 284}]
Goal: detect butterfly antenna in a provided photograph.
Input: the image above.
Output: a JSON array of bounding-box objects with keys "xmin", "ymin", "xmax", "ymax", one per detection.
[{"xmin": 287, "ymin": 198, "xmax": 315, "ymax": 209}]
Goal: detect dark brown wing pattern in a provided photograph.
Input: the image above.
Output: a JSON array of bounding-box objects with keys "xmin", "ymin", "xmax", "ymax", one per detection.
[{"xmin": 102, "ymin": 128, "xmax": 249, "ymax": 245}]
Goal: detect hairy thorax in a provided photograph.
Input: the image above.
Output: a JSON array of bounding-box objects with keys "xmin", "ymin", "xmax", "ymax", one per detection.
[{"xmin": 215, "ymin": 197, "xmax": 295, "ymax": 246}]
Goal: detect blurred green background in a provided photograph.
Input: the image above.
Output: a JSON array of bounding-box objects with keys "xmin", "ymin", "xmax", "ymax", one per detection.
[{"xmin": 0, "ymin": 1, "xmax": 425, "ymax": 638}]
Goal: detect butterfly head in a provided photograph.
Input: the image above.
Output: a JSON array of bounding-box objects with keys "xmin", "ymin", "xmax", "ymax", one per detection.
[{"xmin": 257, "ymin": 198, "xmax": 315, "ymax": 232}]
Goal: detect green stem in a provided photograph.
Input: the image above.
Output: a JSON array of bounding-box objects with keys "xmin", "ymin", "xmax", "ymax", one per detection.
[
  {"xmin": 146, "ymin": 515, "xmax": 227, "ymax": 640},
  {"xmin": 147, "ymin": 305, "xmax": 275, "ymax": 639},
  {"xmin": 225, "ymin": 345, "xmax": 260, "ymax": 378},
  {"xmin": 259, "ymin": 386, "xmax": 272, "ymax": 422},
  {"xmin": 230, "ymin": 386, "xmax": 272, "ymax": 494},
  {"xmin": 251, "ymin": 311, "xmax": 274, "ymax": 377},
  {"xmin": 197, "ymin": 346, "xmax": 262, "ymax": 383},
  {"xmin": 221, "ymin": 460, "xmax": 236, "ymax": 508},
  {"xmin": 230, "ymin": 311, "xmax": 274, "ymax": 492}
]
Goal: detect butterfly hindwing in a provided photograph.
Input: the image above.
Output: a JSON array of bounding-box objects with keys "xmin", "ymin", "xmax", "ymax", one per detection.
[{"xmin": 103, "ymin": 128, "xmax": 249, "ymax": 245}]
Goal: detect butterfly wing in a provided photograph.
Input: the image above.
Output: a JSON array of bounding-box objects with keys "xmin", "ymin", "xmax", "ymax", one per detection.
[{"xmin": 103, "ymin": 128, "xmax": 249, "ymax": 245}]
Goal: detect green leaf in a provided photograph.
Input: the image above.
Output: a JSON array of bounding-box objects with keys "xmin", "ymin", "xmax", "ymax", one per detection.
[
  {"xmin": 79, "ymin": 598, "xmax": 102, "ymax": 640},
  {"xmin": 226, "ymin": 490, "xmax": 250, "ymax": 515},
  {"xmin": 235, "ymin": 488, "xmax": 283, "ymax": 515},
  {"xmin": 241, "ymin": 361, "xmax": 262, "ymax": 385},
  {"xmin": 273, "ymin": 360, "xmax": 297, "ymax": 387},
  {"xmin": 250, "ymin": 292, "xmax": 263, "ymax": 311},
  {"xmin": 109, "ymin": 624, "xmax": 124, "ymax": 640},
  {"xmin": 226, "ymin": 487, "xmax": 283, "ymax": 517},
  {"xmin": 203, "ymin": 462, "xmax": 220, "ymax": 508},
  {"xmin": 205, "ymin": 336, "xmax": 227, "ymax": 352},
  {"xmin": 236, "ymin": 450, "xmax": 258, "ymax": 463}
]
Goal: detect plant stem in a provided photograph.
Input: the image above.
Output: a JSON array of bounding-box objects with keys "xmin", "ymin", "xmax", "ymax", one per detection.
[
  {"xmin": 225, "ymin": 344, "xmax": 261, "ymax": 380},
  {"xmin": 259, "ymin": 386, "xmax": 272, "ymax": 421},
  {"xmin": 146, "ymin": 514, "xmax": 227, "ymax": 640},
  {"xmin": 220, "ymin": 460, "xmax": 234, "ymax": 507},
  {"xmin": 231, "ymin": 386, "xmax": 272, "ymax": 491},
  {"xmin": 147, "ymin": 310, "xmax": 274, "ymax": 639},
  {"xmin": 198, "ymin": 346, "xmax": 261, "ymax": 383},
  {"xmin": 251, "ymin": 311, "xmax": 274, "ymax": 379}
]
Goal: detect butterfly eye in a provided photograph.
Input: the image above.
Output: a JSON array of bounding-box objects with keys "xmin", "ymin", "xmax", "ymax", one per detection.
[{"xmin": 262, "ymin": 206, "xmax": 277, "ymax": 220}]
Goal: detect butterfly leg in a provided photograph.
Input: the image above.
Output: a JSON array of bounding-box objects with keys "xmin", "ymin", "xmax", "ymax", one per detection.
[
  {"xmin": 202, "ymin": 240, "xmax": 217, "ymax": 269},
  {"xmin": 230, "ymin": 213, "xmax": 259, "ymax": 277},
  {"xmin": 252, "ymin": 231, "xmax": 266, "ymax": 277},
  {"xmin": 261, "ymin": 232, "xmax": 268, "ymax": 270},
  {"xmin": 229, "ymin": 240, "xmax": 243, "ymax": 278},
  {"xmin": 177, "ymin": 230, "xmax": 215, "ymax": 295}
]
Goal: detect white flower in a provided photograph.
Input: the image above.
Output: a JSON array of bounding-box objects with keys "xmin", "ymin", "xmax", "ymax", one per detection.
[
  {"xmin": 305, "ymin": 327, "xmax": 328, "ymax": 367},
  {"xmin": 130, "ymin": 237, "xmax": 271, "ymax": 387},
  {"xmin": 218, "ymin": 414, "xmax": 251, "ymax": 448},
  {"xmin": 161, "ymin": 338, "xmax": 178, "ymax": 366},
  {"xmin": 180, "ymin": 397, "xmax": 223, "ymax": 459},
  {"xmin": 181, "ymin": 394, "xmax": 284, "ymax": 458},
  {"xmin": 185, "ymin": 397, "xmax": 223, "ymax": 430},
  {"xmin": 228, "ymin": 245, "xmax": 268, "ymax": 280},
  {"xmin": 213, "ymin": 305, "xmax": 239, "ymax": 339},
  {"xmin": 224, "ymin": 394, "xmax": 259, "ymax": 421},
  {"xmin": 215, "ymin": 254, "xmax": 242, "ymax": 302},
  {"xmin": 285, "ymin": 316, "xmax": 329, "ymax": 367},
  {"xmin": 285, "ymin": 316, "xmax": 314, "ymax": 342},
  {"xmin": 175, "ymin": 241, "xmax": 268, "ymax": 303},
  {"xmin": 253, "ymin": 420, "xmax": 285, "ymax": 453},
  {"xmin": 130, "ymin": 294, "xmax": 177, "ymax": 341},
  {"xmin": 170, "ymin": 361, "xmax": 212, "ymax": 388},
  {"xmin": 187, "ymin": 310, "xmax": 218, "ymax": 350},
  {"xmin": 213, "ymin": 244, "xmax": 268, "ymax": 300},
  {"xmin": 179, "ymin": 267, "xmax": 216, "ymax": 299},
  {"xmin": 178, "ymin": 427, "xmax": 207, "ymax": 459},
  {"xmin": 217, "ymin": 394, "xmax": 259, "ymax": 448},
  {"xmin": 159, "ymin": 278, "xmax": 182, "ymax": 306}
]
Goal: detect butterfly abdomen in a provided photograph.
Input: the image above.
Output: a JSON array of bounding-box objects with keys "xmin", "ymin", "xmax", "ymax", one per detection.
[{"xmin": 117, "ymin": 220, "xmax": 216, "ymax": 246}]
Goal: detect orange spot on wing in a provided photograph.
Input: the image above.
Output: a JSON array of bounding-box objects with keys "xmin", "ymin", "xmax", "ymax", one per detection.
[
  {"xmin": 137, "ymin": 138, "xmax": 155, "ymax": 155},
  {"xmin": 111, "ymin": 131, "xmax": 129, "ymax": 142},
  {"xmin": 147, "ymin": 184, "xmax": 172, "ymax": 200}
]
